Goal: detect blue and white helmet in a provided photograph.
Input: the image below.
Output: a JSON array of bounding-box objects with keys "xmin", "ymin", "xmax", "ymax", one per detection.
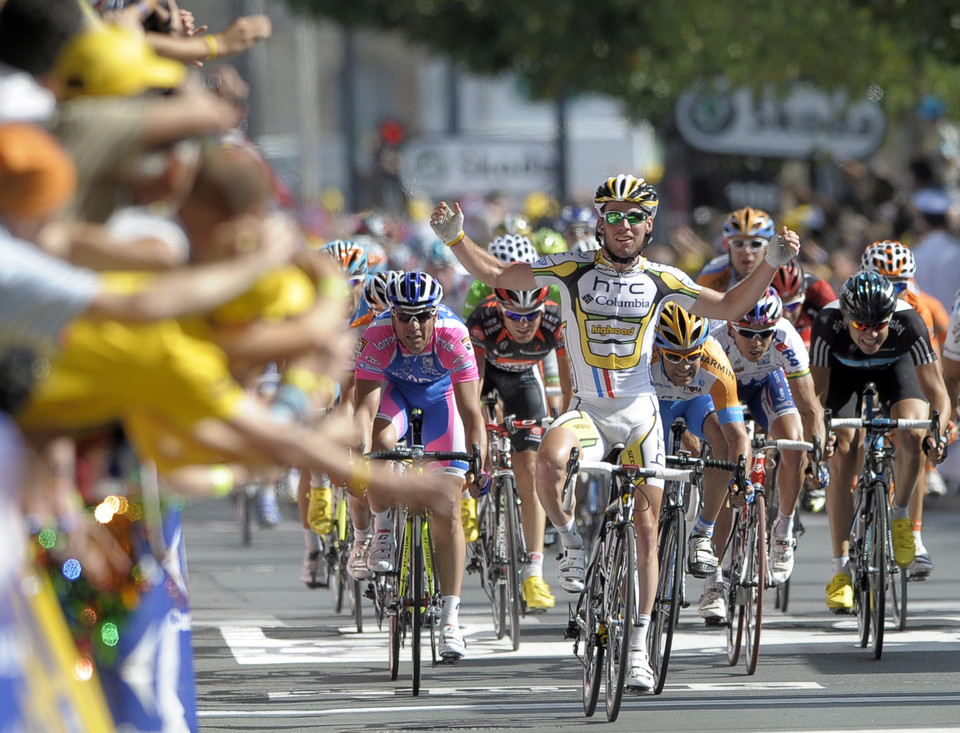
[{"xmin": 387, "ymin": 271, "xmax": 443, "ymax": 311}]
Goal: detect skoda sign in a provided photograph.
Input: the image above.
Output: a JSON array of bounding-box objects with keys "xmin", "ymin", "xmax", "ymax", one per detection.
[
  {"xmin": 675, "ymin": 85, "xmax": 885, "ymax": 159},
  {"xmin": 399, "ymin": 137, "xmax": 558, "ymax": 198}
]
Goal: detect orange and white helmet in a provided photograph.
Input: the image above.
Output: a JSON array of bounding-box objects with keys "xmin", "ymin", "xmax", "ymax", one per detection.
[
  {"xmin": 860, "ymin": 240, "xmax": 916, "ymax": 280},
  {"xmin": 722, "ymin": 207, "xmax": 776, "ymax": 247}
]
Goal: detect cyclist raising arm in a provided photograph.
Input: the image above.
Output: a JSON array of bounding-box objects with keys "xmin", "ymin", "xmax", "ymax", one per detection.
[
  {"xmin": 811, "ymin": 271, "xmax": 950, "ymax": 613},
  {"xmin": 431, "ymin": 175, "xmax": 799, "ymax": 691},
  {"xmin": 353, "ymin": 272, "xmax": 486, "ymax": 661}
]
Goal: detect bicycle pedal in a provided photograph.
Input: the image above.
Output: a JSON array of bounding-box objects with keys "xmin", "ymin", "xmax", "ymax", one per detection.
[
  {"xmin": 466, "ymin": 558, "xmax": 483, "ymax": 574},
  {"xmin": 563, "ymin": 620, "xmax": 580, "ymax": 641},
  {"xmin": 438, "ymin": 655, "xmax": 461, "ymax": 666}
]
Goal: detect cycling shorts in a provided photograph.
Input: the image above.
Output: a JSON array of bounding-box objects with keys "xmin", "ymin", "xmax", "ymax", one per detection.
[
  {"xmin": 550, "ymin": 393, "xmax": 666, "ymax": 490},
  {"xmin": 823, "ymin": 354, "xmax": 925, "ymax": 418},
  {"xmin": 736, "ymin": 368, "xmax": 799, "ymax": 433},
  {"xmin": 658, "ymin": 394, "xmax": 716, "ymax": 442},
  {"xmin": 377, "ymin": 380, "xmax": 468, "ymax": 475},
  {"xmin": 482, "ymin": 365, "xmax": 548, "ymax": 453}
]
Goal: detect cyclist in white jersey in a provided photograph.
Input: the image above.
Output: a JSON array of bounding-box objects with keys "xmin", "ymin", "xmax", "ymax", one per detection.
[{"xmin": 431, "ymin": 174, "xmax": 801, "ymax": 691}]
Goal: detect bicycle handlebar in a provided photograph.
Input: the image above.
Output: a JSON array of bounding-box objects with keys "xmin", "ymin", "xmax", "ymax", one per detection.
[
  {"xmin": 366, "ymin": 444, "xmax": 483, "ymax": 482},
  {"xmin": 503, "ymin": 414, "xmax": 554, "ymax": 434},
  {"xmin": 576, "ymin": 460, "xmax": 698, "ymax": 482}
]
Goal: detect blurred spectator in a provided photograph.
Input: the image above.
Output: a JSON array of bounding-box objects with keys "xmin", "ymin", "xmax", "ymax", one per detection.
[{"xmin": 911, "ymin": 187, "xmax": 960, "ymax": 311}]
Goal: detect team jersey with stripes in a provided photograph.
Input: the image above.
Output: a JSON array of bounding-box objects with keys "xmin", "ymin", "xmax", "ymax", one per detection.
[
  {"xmin": 810, "ymin": 299, "xmax": 937, "ymax": 370},
  {"xmin": 530, "ymin": 250, "xmax": 701, "ymax": 399}
]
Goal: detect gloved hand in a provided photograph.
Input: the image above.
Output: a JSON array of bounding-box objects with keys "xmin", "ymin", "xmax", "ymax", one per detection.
[
  {"xmin": 764, "ymin": 227, "xmax": 800, "ymax": 268},
  {"xmin": 430, "ymin": 202, "xmax": 464, "ymax": 245}
]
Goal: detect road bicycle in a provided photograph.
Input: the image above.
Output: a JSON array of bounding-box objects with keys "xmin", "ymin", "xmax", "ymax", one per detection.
[
  {"xmin": 366, "ymin": 408, "xmax": 480, "ymax": 695},
  {"xmin": 564, "ymin": 447, "xmax": 698, "ymax": 721},
  {"xmin": 467, "ymin": 395, "xmax": 543, "ymax": 651},
  {"xmin": 744, "ymin": 423, "xmax": 822, "ymax": 615},
  {"xmin": 827, "ymin": 384, "xmax": 942, "ymax": 657},
  {"xmin": 320, "ymin": 484, "xmax": 363, "ymax": 632},
  {"xmin": 651, "ymin": 418, "xmax": 747, "ymax": 694}
]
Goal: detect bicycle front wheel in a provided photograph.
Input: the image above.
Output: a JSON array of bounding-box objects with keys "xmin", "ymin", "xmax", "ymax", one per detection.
[
  {"xmin": 869, "ymin": 482, "xmax": 887, "ymax": 660},
  {"xmin": 744, "ymin": 495, "xmax": 767, "ymax": 675},
  {"xmin": 890, "ymin": 563, "xmax": 906, "ymax": 632},
  {"xmin": 411, "ymin": 515, "xmax": 424, "ymax": 695},
  {"xmin": 650, "ymin": 506, "xmax": 683, "ymax": 695},
  {"xmin": 581, "ymin": 553, "xmax": 604, "ymax": 717},
  {"xmin": 726, "ymin": 509, "xmax": 745, "ymax": 667},
  {"xmin": 503, "ymin": 476, "xmax": 523, "ymax": 651},
  {"xmin": 604, "ymin": 521, "xmax": 636, "ymax": 723}
]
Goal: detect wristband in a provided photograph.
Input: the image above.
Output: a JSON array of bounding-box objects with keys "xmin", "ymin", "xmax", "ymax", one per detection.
[
  {"xmin": 283, "ymin": 367, "xmax": 319, "ymax": 395},
  {"xmin": 203, "ymin": 34, "xmax": 219, "ymax": 60},
  {"xmin": 445, "ymin": 230, "xmax": 466, "ymax": 248},
  {"xmin": 316, "ymin": 276, "xmax": 351, "ymax": 301},
  {"xmin": 208, "ymin": 464, "xmax": 234, "ymax": 497}
]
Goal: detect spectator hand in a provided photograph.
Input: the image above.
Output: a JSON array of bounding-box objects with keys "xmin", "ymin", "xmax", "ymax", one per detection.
[
  {"xmin": 430, "ymin": 202, "xmax": 464, "ymax": 245},
  {"xmin": 764, "ymin": 226, "xmax": 801, "ymax": 268},
  {"xmin": 219, "ymin": 15, "xmax": 272, "ymax": 56}
]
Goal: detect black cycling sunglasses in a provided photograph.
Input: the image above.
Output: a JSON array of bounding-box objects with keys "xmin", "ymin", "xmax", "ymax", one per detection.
[{"xmin": 734, "ymin": 326, "xmax": 776, "ymax": 340}]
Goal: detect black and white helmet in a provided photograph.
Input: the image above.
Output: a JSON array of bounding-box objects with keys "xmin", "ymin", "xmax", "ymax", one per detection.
[
  {"xmin": 487, "ymin": 234, "xmax": 538, "ymax": 264},
  {"xmin": 363, "ymin": 270, "xmax": 401, "ymax": 313},
  {"xmin": 494, "ymin": 287, "xmax": 549, "ymax": 313}
]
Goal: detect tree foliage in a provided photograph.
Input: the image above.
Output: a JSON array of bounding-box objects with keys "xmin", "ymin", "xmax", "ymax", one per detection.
[{"xmin": 283, "ymin": 0, "xmax": 960, "ymax": 124}]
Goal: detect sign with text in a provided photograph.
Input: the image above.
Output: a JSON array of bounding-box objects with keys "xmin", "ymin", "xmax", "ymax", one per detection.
[
  {"xmin": 675, "ymin": 85, "xmax": 885, "ymax": 159},
  {"xmin": 399, "ymin": 137, "xmax": 558, "ymax": 198}
]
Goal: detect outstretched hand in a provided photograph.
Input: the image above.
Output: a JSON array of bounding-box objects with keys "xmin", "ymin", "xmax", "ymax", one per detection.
[
  {"xmin": 764, "ymin": 226, "xmax": 801, "ymax": 268},
  {"xmin": 430, "ymin": 201, "xmax": 464, "ymax": 245}
]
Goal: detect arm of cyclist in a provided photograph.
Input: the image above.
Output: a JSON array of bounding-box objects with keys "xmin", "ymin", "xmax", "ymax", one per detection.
[
  {"xmin": 943, "ymin": 355, "xmax": 960, "ymax": 425},
  {"xmin": 557, "ymin": 350, "xmax": 574, "ymax": 414},
  {"xmin": 690, "ymin": 227, "xmax": 800, "ymax": 323},
  {"xmin": 353, "ymin": 376, "xmax": 382, "ymax": 454},
  {"xmin": 916, "ymin": 359, "xmax": 952, "ymax": 464},
  {"xmin": 453, "ymin": 378, "xmax": 487, "ymax": 490},
  {"xmin": 790, "ymin": 372, "xmax": 826, "ymax": 471},
  {"xmin": 430, "ymin": 201, "xmax": 538, "ymax": 290},
  {"xmin": 810, "ymin": 364, "xmax": 838, "ymax": 457}
]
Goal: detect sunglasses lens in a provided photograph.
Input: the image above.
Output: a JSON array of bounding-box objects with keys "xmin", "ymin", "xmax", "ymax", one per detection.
[
  {"xmin": 395, "ymin": 309, "xmax": 435, "ymax": 323},
  {"xmin": 604, "ymin": 210, "xmax": 647, "ymax": 226},
  {"xmin": 736, "ymin": 327, "xmax": 774, "ymax": 339},
  {"xmin": 347, "ymin": 276, "xmax": 365, "ymax": 286},
  {"xmin": 505, "ymin": 310, "xmax": 540, "ymax": 322},
  {"xmin": 785, "ymin": 300, "xmax": 803, "ymax": 311},
  {"xmin": 731, "ymin": 239, "xmax": 767, "ymax": 252},
  {"xmin": 662, "ymin": 349, "xmax": 702, "ymax": 364}
]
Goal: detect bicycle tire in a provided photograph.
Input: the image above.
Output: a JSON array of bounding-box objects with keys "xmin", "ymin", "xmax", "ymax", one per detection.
[
  {"xmin": 489, "ymin": 487, "xmax": 507, "ymax": 640},
  {"xmin": 852, "ymin": 484, "xmax": 870, "ymax": 649},
  {"xmin": 604, "ymin": 521, "xmax": 635, "ymax": 723},
  {"xmin": 581, "ymin": 555, "xmax": 604, "ymax": 717},
  {"xmin": 238, "ymin": 492, "xmax": 252, "ymax": 547},
  {"xmin": 726, "ymin": 508, "xmax": 745, "ymax": 667},
  {"xmin": 352, "ymin": 578, "xmax": 363, "ymax": 633},
  {"xmin": 775, "ymin": 576, "xmax": 790, "ymax": 613},
  {"xmin": 890, "ymin": 565, "xmax": 906, "ymax": 632},
  {"xmin": 744, "ymin": 494, "xmax": 767, "ymax": 675},
  {"xmin": 388, "ymin": 515, "xmax": 408, "ymax": 681},
  {"xmin": 503, "ymin": 476, "xmax": 522, "ymax": 651},
  {"xmin": 869, "ymin": 481, "xmax": 887, "ymax": 660},
  {"xmin": 651, "ymin": 505, "xmax": 682, "ymax": 695},
  {"xmin": 411, "ymin": 515, "xmax": 424, "ymax": 695}
]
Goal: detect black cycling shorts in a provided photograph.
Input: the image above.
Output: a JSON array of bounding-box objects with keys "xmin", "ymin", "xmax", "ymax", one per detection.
[
  {"xmin": 824, "ymin": 354, "xmax": 925, "ymax": 417},
  {"xmin": 482, "ymin": 365, "xmax": 548, "ymax": 453}
]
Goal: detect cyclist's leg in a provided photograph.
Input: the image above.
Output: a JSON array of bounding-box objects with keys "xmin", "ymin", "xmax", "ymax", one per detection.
[
  {"xmin": 495, "ymin": 367, "xmax": 555, "ymax": 607},
  {"xmin": 419, "ymin": 386, "xmax": 470, "ymax": 658},
  {"xmin": 620, "ymin": 395, "xmax": 665, "ymax": 690},
  {"xmin": 535, "ymin": 404, "xmax": 604, "ymax": 593},
  {"xmin": 889, "ymin": 398, "xmax": 929, "ymax": 568},
  {"xmin": 823, "ymin": 368, "xmax": 863, "ymax": 609},
  {"xmin": 366, "ymin": 384, "xmax": 405, "ymax": 573}
]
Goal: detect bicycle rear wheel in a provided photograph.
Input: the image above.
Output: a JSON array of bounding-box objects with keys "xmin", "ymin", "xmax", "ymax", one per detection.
[
  {"xmin": 744, "ymin": 495, "xmax": 767, "ymax": 675},
  {"xmin": 503, "ymin": 476, "xmax": 523, "ymax": 651},
  {"xmin": 650, "ymin": 505, "xmax": 683, "ymax": 695},
  {"xmin": 483, "ymin": 491, "xmax": 507, "ymax": 639},
  {"xmin": 604, "ymin": 522, "xmax": 635, "ymax": 723},
  {"xmin": 889, "ymin": 564, "xmax": 906, "ymax": 631},
  {"xmin": 869, "ymin": 483, "xmax": 887, "ymax": 660},
  {"xmin": 411, "ymin": 515, "xmax": 424, "ymax": 696},
  {"xmin": 581, "ymin": 550, "xmax": 604, "ymax": 717}
]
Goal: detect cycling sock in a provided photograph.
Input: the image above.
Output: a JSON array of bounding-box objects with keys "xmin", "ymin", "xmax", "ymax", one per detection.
[
  {"xmin": 372, "ymin": 509, "xmax": 393, "ymax": 532},
  {"xmin": 303, "ymin": 527, "xmax": 320, "ymax": 550},
  {"xmin": 441, "ymin": 595, "xmax": 460, "ymax": 627},
  {"xmin": 913, "ymin": 530, "xmax": 927, "ymax": 554},
  {"xmin": 354, "ymin": 524, "xmax": 372, "ymax": 541},
  {"xmin": 630, "ymin": 615, "xmax": 651, "ymax": 652},
  {"xmin": 709, "ymin": 567, "xmax": 724, "ymax": 585},
  {"xmin": 912, "ymin": 520, "xmax": 923, "ymax": 533},
  {"xmin": 891, "ymin": 503, "xmax": 909, "ymax": 521},
  {"xmin": 774, "ymin": 511, "xmax": 794, "ymax": 537},
  {"xmin": 692, "ymin": 516, "xmax": 715, "ymax": 538},
  {"xmin": 523, "ymin": 552, "xmax": 544, "ymax": 581},
  {"xmin": 833, "ymin": 556, "xmax": 849, "ymax": 575},
  {"xmin": 557, "ymin": 518, "xmax": 583, "ymax": 549}
]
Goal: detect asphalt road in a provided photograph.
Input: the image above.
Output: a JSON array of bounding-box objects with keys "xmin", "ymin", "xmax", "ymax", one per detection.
[{"xmin": 186, "ymin": 493, "xmax": 960, "ymax": 732}]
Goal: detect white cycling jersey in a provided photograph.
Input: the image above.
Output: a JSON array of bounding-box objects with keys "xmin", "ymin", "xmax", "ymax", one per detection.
[
  {"xmin": 532, "ymin": 250, "xmax": 702, "ymax": 399},
  {"xmin": 710, "ymin": 318, "xmax": 810, "ymax": 385}
]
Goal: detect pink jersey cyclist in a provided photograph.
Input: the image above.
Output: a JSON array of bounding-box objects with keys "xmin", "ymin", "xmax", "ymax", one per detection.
[{"xmin": 355, "ymin": 303, "xmax": 478, "ymax": 472}]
